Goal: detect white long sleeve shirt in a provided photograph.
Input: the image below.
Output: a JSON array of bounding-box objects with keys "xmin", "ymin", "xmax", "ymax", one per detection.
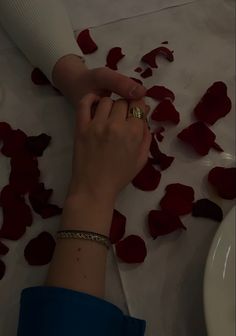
[{"xmin": 0, "ymin": 0, "xmax": 82, "ymax": 82}]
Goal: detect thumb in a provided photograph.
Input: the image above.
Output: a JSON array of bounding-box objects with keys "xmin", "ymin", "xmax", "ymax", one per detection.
[{"xmin": 94, "ymin": 67, "xmax": 146, "ymax": 99}]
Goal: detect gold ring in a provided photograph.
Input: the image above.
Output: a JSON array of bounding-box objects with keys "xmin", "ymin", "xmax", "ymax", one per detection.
[{"xmin": 129, "ymin": 106, "xmax": 145, "ymax": 120}]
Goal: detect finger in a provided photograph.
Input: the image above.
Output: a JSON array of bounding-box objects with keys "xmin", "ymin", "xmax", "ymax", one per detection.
[
  {"xmin": 138, "ymin": 124, "xmax": 152, "ymax": 169},
  {"xmin": 109, "ymin": 99, "xmax": 128, "ymax": 122},
  {"xmin": 94, "ymin": 67, "xmax": 146, "ymax": 99},
  {"xmin": 93, "ymin": 97, "xmax": 114, "ymax": 121},
  {"xmin": 76, "ymin": 93, "xmax": 100, "ymax": 133}
]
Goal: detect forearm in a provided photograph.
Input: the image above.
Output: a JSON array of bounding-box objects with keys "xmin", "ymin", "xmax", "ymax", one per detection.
[
  {"xmin": 0, "ymin": 0, "xmax": 82, "ymax": 83},
  {"xmin": 46, "ymin": 193, "xmax": 114, "ymax": 298}
]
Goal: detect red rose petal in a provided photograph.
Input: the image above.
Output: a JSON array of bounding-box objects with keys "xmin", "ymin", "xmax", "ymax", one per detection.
[
  {"xmin": 155, "ymin": 127, "xmax": 165, "ymax": 142},
  {"xmin": 177, "ymin": 121, "xmax": 216, "ymax": 156},
  {"xmin": 141, "ymin": 47, "xmax": 174, "ymax": 68},
  {"xmin": 0, "ymin": 122, "xmax": 12, "ymax": 142},
  {"xmin": 192, "ymin": 199, "xmax": 223, "ymax": 222},
  {"xmin": 134, "ymin": 67, "xmax": 142, "ymax": 73},
  {"xmin": 115, "ymin": 235, "xmax": 147, "ymax": 263},
  {"xmin": 29, "ymin": 183, "xmax": 53, "ymax": 213},
  {"xmin": 24, "ymin": 232, "xmax": 55, "ymax": 266},
  {"xmin": 152, "ymin": 100, "xmax": 180, "ymax": 124},
  {"xmin": 140, "ymin": 68, "xmax": 153, "ymax": 79},
  {"xmin": 31, "ymin": 68, "xmax": 50, "ymax": 85},
  {"xmin": 26, "ymin": 133, "xmax": 51, "ymax": 157},
  {"xmin": 1, "ymin": 129, "xmax": 27, "ymax": 157},
  {"xmin": 132, "ymin": 159, "xmax": 161, "ymax": 191},
  {"xmin": 0, "ymin": 241, "xmax": 9, "ymax": 255},
  {"xmin": 160, "ymin": 183, "xmax": 195, "ymax": 216},
  {"xmin": 130, "ymin": 77, "xmax": 143, "ymax": 85},
  {"xmin": 208, "ymin": 167, "xmax": 236, "ymax": 199},
  {"xmin": 148, "ymin": 210, "xmax": 186, "ymax": 239},
  {"xmin": 161, "ymin": 41, "xmax": 169, "ymax": 45},
  {"xmin": 77, "ymin": 29, "xmax": 98, "ymax": 54},
  {"xmin": 40, "ymin": 204, "xmax": 62, "ymax": 219},
  {"xmin": 109, "ymin": 209, "xmax": 126, "ymax": 244},
  {"xmin": 106, "ymin": 47, "xmax": 125, "ymax": 70},
  {"xmin": 146, "ymin": 85, "xmax": 175, "ymax": 102},
  {"xmin": 150, "ymin": 135, "xmax": 174, "ymax": 170},
  {"xmin": 212, "ymin": 141, "xmax": 224, "ymax": 152},
  {"xmin": 194, "ymin": 82, "xmax": 232, "ymax": 125},
  {"xmin": 0, "ymin": 184, "xmax": 20, "ymax": 207},
  {"xmin": 0, "ymin": 260, "xmax": 6, "ymax": 280}
]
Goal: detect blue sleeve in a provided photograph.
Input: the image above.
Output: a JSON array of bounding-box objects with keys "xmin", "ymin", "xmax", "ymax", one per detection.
[{"xmin": 17, "ymin": 287, "xmax": 146, "ymax": 336}]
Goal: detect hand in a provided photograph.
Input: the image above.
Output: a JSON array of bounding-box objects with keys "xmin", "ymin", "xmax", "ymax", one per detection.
[
  {"xmin": 52, "ymin": 55, "xmax": 146, "ymax": 107},
  {"xmin": 68, "ymin": 94, "xmax": 151, "ymax": 203}
]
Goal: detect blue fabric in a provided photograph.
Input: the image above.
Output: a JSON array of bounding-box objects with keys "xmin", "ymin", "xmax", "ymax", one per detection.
[{"xmin": 17, "ymin": 287, "xmax": 146, "ymax": 336}]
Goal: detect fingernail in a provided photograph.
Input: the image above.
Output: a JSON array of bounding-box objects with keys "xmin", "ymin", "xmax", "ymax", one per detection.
[{"xmin": 129, "ymin": 85, "xmax": 146, "ymax": 98}]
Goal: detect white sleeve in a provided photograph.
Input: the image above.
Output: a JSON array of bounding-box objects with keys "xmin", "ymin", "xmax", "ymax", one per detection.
[{"xmin": 0, "ymin": 0, "xmax": 82, "ymax": 83}]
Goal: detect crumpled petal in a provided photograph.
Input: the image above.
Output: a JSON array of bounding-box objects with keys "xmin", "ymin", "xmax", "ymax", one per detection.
[
  {"xmin": 192, "ymin": 199, "xmax": 223, "ymax": 222},
  {"xmin": 26, "ymin": 133, "xmax": 51, "ymax": 157},
  {"xmin": 141, "ymin": 47, "xmax": 174, "ymax": 68},
  {"xmin": 208, "ymin": 167, "xmax": 236, "ymax": 199},
  {"xmin": 152, "ymin": 100, "xmax": 180, "ymax": 124},
  {"xmin": 146, "ymin": 85, "xmax": 175, "ymax": 102},
  {"xmin": 132, "ymin": 159, "xmax": 161, "ymax": 191},
  {"xmin": 77, "ymin": 29, "xmax": 98, "ymax": 54},
  {"xmin": 150, "ymin": 135, "xmax": 174, "ymax": 170},
  {"xmin": 115, "ymin": 235, "xmax": 147, "ymax": 263},
  {"xmin": 106, "ymin": 47, "xmax": 125, "ymax": 70},
  {"xmin": 140, "ymin": 68, "xmax": 153, "ymax": 78}
]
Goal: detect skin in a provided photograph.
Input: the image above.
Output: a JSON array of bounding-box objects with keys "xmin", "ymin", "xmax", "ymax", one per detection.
[{"xmin": 46, "ymin": 94, "xmax": 151, "ymax": 298}]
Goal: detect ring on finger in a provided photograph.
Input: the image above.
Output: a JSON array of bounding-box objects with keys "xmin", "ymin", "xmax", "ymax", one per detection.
[{"xmin": 128, "ymin": 106, "xmax": 145, "ymax": 120}]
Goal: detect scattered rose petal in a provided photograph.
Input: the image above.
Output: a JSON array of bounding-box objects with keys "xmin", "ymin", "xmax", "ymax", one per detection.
[
  {"xmin": 177, "ymin": 121, "xmax": 216, "ymax": 156},
  {"xmin": 148, "ymin": 210, "xmax": 186, "ymax": 239},
  {"xmin": 40, "ymin": 204, "xmax": 62, "ymax": 219},
  {"xmin": 0, "ymin": 241, "xmax": 9, "ymax": 255},
  {"xmin": 0, "ymin": 184, "xmax": 20, "ymax": 207},
  {"xmin": 132, "ymin": 159, "xmax": 161, "ymax": 191},
  {"xmin": 1, "ymin": 129, "xmax": 27, "ymax": 157},
  {"xmin": 31, "ymin": 68, "xmax": 50, "ymax": 85},
  {"xmin": 24, "ymin": 232, "xmax": 55, "ymax": 266},
  {"xmin": 161, "ymin": 41, "xmax": 169, "ymax": 44},
  {"xmin": 141, "ymin": 68, "xmax": 153, "ymax": 79},
  {"xmin": 155, "ymin": 127, "xmax": 165, "ymax": 142},
  {"xmin": 208, "ymin": 167, "xmax": 236, "ymax": 199},
  {"xmin": 109, "ymin": 210, "xmax": 126, "ymax": 244},
  {"xmin": 192, "ymin": 199, "xmax": 223, "ymax": 222},
  {"xmin": 106, "ymin": 47, "xmax": 125, "ymax": 70},
  {"xmin": 134, "ymin": 67, "xmax": 142, "ymax": 73},
  {"xmin": 141, "ymin": 47, "xmax": 174, "ymax": 68},
  {"xmin": 152, "ymin": 100, "xmax": 180, "ymax": 124},
  {"xmin": 146, "ymin": 85, "xmax": 175, "ymax": 102},
  {"xmin": 115, "ymin": 235, "xmax": 147, "ymax": 263},
  {"xmin": 77, "ymin": 29, "xmax": 98, "ymax": 54},
  {"xmin": 130, "ymin": 77, "xmax": 143, "ymax": 85},
  {"xmin": 160, "ymin": 183, "xmax": 195, "ymax": 216},
  {"xmin": 212, "ymin": 142, "xmax": 224, "ymax": 152},
  {"xmin": 150, "ymin": 135, "xmax": 174, "ymax": 170},
  {"xmin": 0, "ymin": 122, "xmax": 12, "ymax": 142},
  {"xmin": 194, "ymin": 82, "xmax": 232, "ymax": 125},
  {"xmin": 0, "ymin": 260, "xmax": 5, "ymax": 280},
  {"xmin": 26, "ymin": 133, "xmax": 51, "ymax": 157}
]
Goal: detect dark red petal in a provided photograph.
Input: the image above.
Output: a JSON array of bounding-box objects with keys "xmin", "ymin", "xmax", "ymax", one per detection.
[
  {"xmin": 26, "ymin": 133, "xmax": 51, "ymax": 157},
  {"xmin": 24, "ymin": 232, "xmax": 55, "ymax": 266},
  {"xmin": 154, "ymin": 127, "xmax": 165, "ymax": 142},
  {"xmin": 0, "ymin": 184, "xmax": 21, "ymax": 207},
  {"xmin": 141, "ymin": 47, "xmax": 174, "ymax": 68},
  {"xmin": 150, "ymin": 135, "xmax": 174, "ymax": 170},
  {"xmin": 161, "ymin": 41, "xmax": 169, "ymax": 44},
  {"xmin": 152, "ymin": 100, "xmax": 180, "ymax": 124},
  {"xmin": 146, "ymin": 85, "xmax": 175, "ymax": 102},
  {"xmin": 177, "ymin": 121, "xmax": 216, "ymax": 156},
  {"xmin": 192, "ymin": 199, "xmax": 223, "ymax": 222},
  {"xmin": 212, "ymin": 142, "xmax": 224, "ymax": 152},
  {"xmin": 208, "ymin": 167, "xmax": 236, "ymax": 200},
  {"xmin": 0, "ymin": 241, "xmax": 9, "ymax": 255},
  {"xmin": 31, "ymin": 68, "xmax": 50, "ymax": 85},
  {"xmin": 160, "ymin": 183, "xmax": 195, "ymax": 216},
  {"xmin": 109, "ymin": 209, "xmax": 126, "ymax": 244},
  {"xmin": 106, "ymin": 47, "xmax": 125, "ymax": 70},
  {"xmin": 0, "ymin": 122, "xmax": 12, "ymax": 141},
  {"xmin": 29, "ymin": 183, "xmax": 53, "ymax": 213},
  {"xmin": 132, "ymin": 159, "xmax": 161, "ymax": 191},
  {"xmin": 77, "ymin": 29, "xmax": 98, "ymax": 54},
  {"xmin": 115, "ymin": 235, "xmax": 147, "ymax": 263},
  {"xmin": 148, "ymin": 210, "xmax": 186, "ymax": 239},
  {"xmin": 0, "ymin": 260, "xmax": 6, "ymax": 280},
  {"xmin": 1, "ymin": 129, "xmax": 27, "ymax": 157},
  {"xmin": 194, "ymin": 82, "xmax": 232, "ymax": 125},
  {"xmin": 40, "ymin": 204, "xmax": 62, "ymax": 219},
  {"xmin": 130, "ymin": 77, "xmax": 143, "ymax": 85},
  {"xmin": 134, "ymin": 67, "xmax": 142, "ymax": 73},
  {"xmin": 140, "ymin": 68, "xmax": 153, "ymax": 79}
]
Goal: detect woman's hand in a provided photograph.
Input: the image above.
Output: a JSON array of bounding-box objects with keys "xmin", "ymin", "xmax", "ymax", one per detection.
[
  {"xmin": 68, "ymin": 94, "xmax": 151, "ymax": 204},
  {"xmin": 52, "ymin": 55, "xmax": 146, "ymax": 107}
]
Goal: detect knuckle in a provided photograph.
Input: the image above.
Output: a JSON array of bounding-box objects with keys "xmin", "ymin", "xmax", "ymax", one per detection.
[
  {"xmin": 105, "ymin": 122, "xmax": 121, "ymax": 137},
  {"xmin": 100, "ymin": 97, "xmax": 113, "ymax": 106}
]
